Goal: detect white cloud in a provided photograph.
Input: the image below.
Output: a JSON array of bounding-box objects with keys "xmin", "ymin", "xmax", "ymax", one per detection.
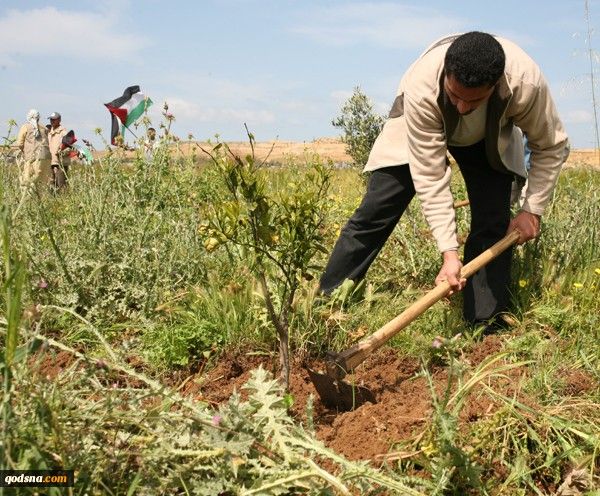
[
  {"xmin": 564, "ymin": 109, "xmax": 593, "ymax": 124},
  {"xmin": 155, "ymin": 72, "xmax": 278, "ymax": 106},
  {"xmin": 160, "ymin": 96, "xmax": 276, "ymax": 125},
  {"xmin": 331, "ymin": 89, "xmax": 354, "ymax": 105},
  {"xmin": 281, "ymin": 100, "xmax": 320, "ymax": 113},
  {"xmin": 290, "ymin": 2, "xmax": 467, "ymax": 49},
  {"xmin": 0, "ymin": 7, "xmax": 147, "ymax": 64},
  {"xmin": 493, "ymin": 30, "xmax": 538, "ymax": 49},
  {"xmin": 330, "ymin": 89, "xmax": 389, "ymax": 116},
  {"xmin": 374, "ymin": 100, "xmax": 391, "ymax": 115}
]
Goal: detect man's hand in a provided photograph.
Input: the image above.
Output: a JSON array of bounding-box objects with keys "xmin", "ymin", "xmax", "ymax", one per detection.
[
  {"xmin": 508, "ymin": 210, "xmax": 540, "ymax": 244},
  {"xmin": 435, "ymin": 250, "xmax": 466, "ymax": 295}
]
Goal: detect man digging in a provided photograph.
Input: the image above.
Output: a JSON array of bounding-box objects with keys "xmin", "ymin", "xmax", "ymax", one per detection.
[{"xmin": 320, "ymin": 31, "xmax": 569, "ymax": 332}]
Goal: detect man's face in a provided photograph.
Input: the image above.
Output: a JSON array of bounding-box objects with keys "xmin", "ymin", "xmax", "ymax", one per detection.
[
  {"xmin": 444, "ymin": 74, "xmax": 495, "ymax": 115},
  {"xmin": 148, "ymin": 129, "xmax": 156, "ymax": 141},
  {"xmin": 50, "ymin": 118, "xmax": 60, "ymax": 129}
]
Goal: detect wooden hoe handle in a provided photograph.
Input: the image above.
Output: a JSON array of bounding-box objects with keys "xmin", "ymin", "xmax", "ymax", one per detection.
[{"xmin": 332, "ymin": 230, "xmax": 520, "ymax": 375}]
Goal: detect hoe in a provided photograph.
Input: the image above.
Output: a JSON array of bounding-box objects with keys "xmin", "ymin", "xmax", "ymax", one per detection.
[{"xmin": 308, "ymin": 229, "xmax": 521, "ymax": 411}]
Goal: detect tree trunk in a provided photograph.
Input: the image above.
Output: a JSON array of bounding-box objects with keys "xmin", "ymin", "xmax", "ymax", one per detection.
[
  {"xmin": 258, "ymin": 272, "xmax": 290, "ymax": 390},
  {"xmin": 278, "ymin": 323, "xmax": 290, "ymax": 390}
]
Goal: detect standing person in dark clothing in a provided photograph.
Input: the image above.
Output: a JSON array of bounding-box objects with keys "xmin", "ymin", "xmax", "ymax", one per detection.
[{"xmin": 47, "ymin": 112, "xmax": 71, "ymax": 190}]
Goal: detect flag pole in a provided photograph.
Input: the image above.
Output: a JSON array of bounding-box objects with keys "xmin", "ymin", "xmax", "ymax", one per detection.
[
  {"xmin": 122, "ymin": 97, "xmax": 151, "ymax": 141},
  {"xmin": 123, "ymin": 125, "xmax": 139, "ymax": 140}
]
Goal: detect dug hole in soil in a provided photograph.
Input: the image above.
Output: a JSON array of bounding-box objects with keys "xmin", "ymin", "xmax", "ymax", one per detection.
[{"xmin": 188, "ymin": 335, "xmax": 514, "ymax": 461}]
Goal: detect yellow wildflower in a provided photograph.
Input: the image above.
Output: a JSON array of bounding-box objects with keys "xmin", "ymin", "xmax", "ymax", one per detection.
[
  {"xmin": 204, "ymin": 237, "xmax": 219, "ymax": 252},
  {"xmin": 573, "ymin": 282, "xmax": 583, "ymax": 289},
  {"xmin": 518, "ymin": 279, "xmax": 528, "ymax": 288},
  {"xmin": 595, "ymin": 268, "xmax": 600, "ymax": 275}
]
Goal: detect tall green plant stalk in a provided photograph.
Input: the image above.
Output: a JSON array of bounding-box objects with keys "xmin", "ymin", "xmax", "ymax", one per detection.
[
  {"xmin": 0, "ymin": 196, "xmax": 25, "ymax": 488},
  {"xmin": 33, "ymin": 189, "xmax": 75, "ymax": 288},
  {"xmin": 0, "ymin": 120, "xmax": 17, "ymax": 163}
]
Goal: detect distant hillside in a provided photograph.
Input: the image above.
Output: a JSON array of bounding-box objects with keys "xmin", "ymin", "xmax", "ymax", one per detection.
[{"xmin": 93, "ymin": 139, "xmax": 600, "ymax": 168}]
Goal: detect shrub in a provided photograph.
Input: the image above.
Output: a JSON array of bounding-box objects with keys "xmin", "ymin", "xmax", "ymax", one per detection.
[{"xmin": 332, "ymin": 87, "xmax": 385, "ymax": 168}]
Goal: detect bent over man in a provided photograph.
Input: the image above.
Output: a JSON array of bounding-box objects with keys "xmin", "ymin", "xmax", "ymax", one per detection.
[{"xmin": 320, "ymin": 32, "xmax": 569, "ymax": 327}]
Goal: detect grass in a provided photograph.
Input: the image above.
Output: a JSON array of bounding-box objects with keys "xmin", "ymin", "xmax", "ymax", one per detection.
[{"xmin": 0, "ymin": 139, "xmax": 599, "ymax": 494}]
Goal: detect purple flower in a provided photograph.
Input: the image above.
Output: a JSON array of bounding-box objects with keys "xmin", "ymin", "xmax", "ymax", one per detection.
[
  {"xmin": 211, "ymin": 415, "xmax": 222, "ymax": 427},
  {"xmin": 38, "ymin": 278, "xmax": 48, "ymax": 289}
]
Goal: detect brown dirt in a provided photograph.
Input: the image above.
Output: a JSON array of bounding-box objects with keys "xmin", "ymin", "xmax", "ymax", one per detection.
[
  {"xmin": 12, "ymin": 342, "xmax": 533, "ymax": 494},
  {"xmin": 193, "ymin": 337, "xmax": 600, "ymax": 472},
  {"xmin": 317, "ymin": 352, "xmax": 427, "ymax": 461},
  {"xmin": 27, "ymin": 347, "xmax": 148, "ymax": 389},
  {"xmin": 194, "ymin": 336, "xmax": 523, "ymax": 461},
  {"xmin": 466, "ymin": 334, "xmax": 504, "ymax": 366},
  {"xmin": 26, "ymin": 334, "xmax": 596, "ymax": 464},
  {"xmin": 559, "ymin": 368, "xmax": 598, "ymax": 396},
  {"xmin": 28, "ymin": 349, "xmax": 78, "ymax": 380}
]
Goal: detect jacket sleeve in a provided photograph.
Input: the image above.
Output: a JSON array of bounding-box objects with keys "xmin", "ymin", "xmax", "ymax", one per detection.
[
  {"xmin": 16, "ymin": 125, "xmax": 27, "ymax": 152},
  {"xmin": 405, "ymin": 94, "xmax": 458, "ymax": 252},
  {"xmin": 513, "ymin": 76, "xmax": 569, "ymax": 216}
]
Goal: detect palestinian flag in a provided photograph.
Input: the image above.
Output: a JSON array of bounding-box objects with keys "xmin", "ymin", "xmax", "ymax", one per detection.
[
  {"xmin": 61, "ymin": 130, "xmax": 77, "ymax": 149},
  {"xmin": 60, "ymin": 130, "xmax": 78, "ymax": 158},
  {"xmin": 104, "ymin": 85, "xmax": 153, "ymax": 144},
  {"xmin": 74, "ymin": 144, "xmax": 93, "ymax": 164}
]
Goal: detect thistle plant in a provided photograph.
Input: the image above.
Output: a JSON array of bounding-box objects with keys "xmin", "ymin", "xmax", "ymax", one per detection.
[
  {"xmin": 1, "ymin": 311, "xmax": 430, "ymax": 495},
  {"xmin": 0, "ymin": 120, "xmax": 17, "ymax": 163}
]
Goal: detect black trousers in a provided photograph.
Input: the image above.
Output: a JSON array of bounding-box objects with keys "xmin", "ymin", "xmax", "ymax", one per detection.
[
  {"xmin": 319, "ymin": 140, "xmax": 514, "ymax": 323},
  {"xmin": 52, "ymin": 163, "xmax": 69, "ymax": 190}
]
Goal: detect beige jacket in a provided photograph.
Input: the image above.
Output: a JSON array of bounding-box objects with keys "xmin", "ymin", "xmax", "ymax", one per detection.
[
  {"xmin": 17, "ymin": 123, "xmax": 51, "ymax": 162},
  {"xmin": 47, "ymin": 125, "xmax": 70, "ymax": 166},
  {"xmin": 365, "ymin": 35, "xmax": 570, "ymax": 252}
]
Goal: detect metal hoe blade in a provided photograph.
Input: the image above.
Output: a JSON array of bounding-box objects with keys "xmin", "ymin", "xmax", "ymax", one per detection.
[
  {"xmin": 307, "ymin": 231, "xmax": 520, "ymax": 412},
  {"xmin": 307, "ymin": 367, "xmax": 376, "ymax": 411}
]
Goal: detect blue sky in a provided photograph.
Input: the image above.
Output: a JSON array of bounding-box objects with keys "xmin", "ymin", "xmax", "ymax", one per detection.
[{"xmin": 1, "ymin": 0, "xmax": 599, "ymax": 148}]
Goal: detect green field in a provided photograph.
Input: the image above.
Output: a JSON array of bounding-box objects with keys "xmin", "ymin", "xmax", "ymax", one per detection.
[{"xmin": 1, "ymin": 141, "xmax": 599, "ymax": 495}]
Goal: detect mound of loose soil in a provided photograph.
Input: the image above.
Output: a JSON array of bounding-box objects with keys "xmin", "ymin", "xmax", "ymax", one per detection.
[
  {"xmin": 193, "ymin": 335, "xmax": 524, "ymax": 461},
  {"xmin": 560, "ymin": 368, "xmax": 598, "ymax": 396},
  {"xmin": 29, "ymin": 349, "xmax": 75, "ymax": 380}
]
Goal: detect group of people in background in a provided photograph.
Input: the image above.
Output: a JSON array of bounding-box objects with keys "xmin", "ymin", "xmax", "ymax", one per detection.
[
  {"xmin": 14, "ymin": 107, "xmax": 165, "ymax": 194},
  {"xmin": 16, "ymin": 109, "xmax": 75, "ymax": 192}
]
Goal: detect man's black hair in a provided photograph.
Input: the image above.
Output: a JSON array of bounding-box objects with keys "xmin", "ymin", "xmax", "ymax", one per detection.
[{"xmin": 444, "ymin": 32, "xmax": 505, "ymax": 88}]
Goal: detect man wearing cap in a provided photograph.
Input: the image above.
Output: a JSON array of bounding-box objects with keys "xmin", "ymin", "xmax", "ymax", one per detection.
[
  {"xmin": 47, "ymin": 112, "xmax": 71, "ymax": 189},
  {"xmin": 320, "ymin": 32, "xmax": 569, "ymax": 331},
  {"xmin": 16, "ymin": 109, "xmax": 52, "ymax": 190},
  {"xmin": 144, "ymin": 127, "xmax": 158, "ymax": 159}
]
